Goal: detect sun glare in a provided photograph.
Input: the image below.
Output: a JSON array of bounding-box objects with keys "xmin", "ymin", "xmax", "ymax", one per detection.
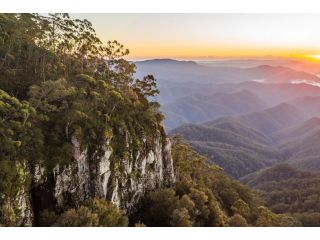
[{"xmin": 308, "ymin": 54, "xmax": 320, "ymax": 61}]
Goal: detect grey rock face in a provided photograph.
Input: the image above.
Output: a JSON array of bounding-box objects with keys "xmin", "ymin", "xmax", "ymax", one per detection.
[
  {"xmin": 15, "ymin": 188, "xmax": 33, "ymax": 226},
  {"xmin": 6, "ymin": 130, "xmax": 175, "ymax": 226},
  {"xmin": 52, "ymin": 133, "xmax": 175, "ymax": 211}
]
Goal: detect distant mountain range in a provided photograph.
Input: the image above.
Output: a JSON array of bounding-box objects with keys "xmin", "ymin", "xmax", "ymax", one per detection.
[
  {"xmin": 162, "ymin": 90, "xmax": 268, "ymax": 129},
  {"xmin": 137, "ymin": 59, "xmax": 320, "ymax": 129},
  {"xmin": 135, "ymin": 59, "xmax": 320, "ymax": 85},
  {"xmin": 135, "ymin": 59, "xmax": 320, "ymax": 106},
  {"xmin": 162, "ymin": 85, "xmax": 320, "ymax": 130},
  {"xmin": 170, "ymin": 102, "xmax": 320, "ymax": 178},
  {"xmin": 224, "ymin": 103, "xmax": 304, "ymax": 136}
]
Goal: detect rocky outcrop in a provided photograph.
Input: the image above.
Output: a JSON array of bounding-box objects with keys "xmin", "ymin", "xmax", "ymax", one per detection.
[
  {"xmin": 53, "ymin": 137, "xmax": 91, "ymax": 207},
  {"xmin": 3, "ymin": 128, "xmax": 175, "ymax": 226},
  {"xmin": 52, "ymin": 134, "xmax": 175, "ymax": 211},
  {"xmin": 15, "ymin": 188, "xmax": 33, "ymax": 226}
]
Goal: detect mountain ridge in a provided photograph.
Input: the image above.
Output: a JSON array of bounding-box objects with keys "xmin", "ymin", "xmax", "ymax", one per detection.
[{"xmin": 170, "ymin": 102, "xmax": 320, "ymax": 178}]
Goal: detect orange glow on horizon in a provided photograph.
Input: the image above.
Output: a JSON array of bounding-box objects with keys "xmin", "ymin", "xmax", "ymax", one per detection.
[
  {"xmin": 70, "ymin": 14, "xmax": 320, "ymax": 62},
  {"xmin": 125, "ymin": 46, "xmax": 320, "ymax": 62}
]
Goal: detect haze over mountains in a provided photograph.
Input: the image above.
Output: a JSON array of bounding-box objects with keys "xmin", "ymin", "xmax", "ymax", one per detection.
[
  {"xmin": 134, "ymin": 58, "xmax": 320, "ymax": 182},
  {"xmin": 162, "ymin": 90, "xmax": 268, "ymax": 129},
  {"xmin": 135, "ymin": 59, "xmax": 320, "ymax": 129},
  {"xmin": 135, "ymin": 59, "xmax": 320, "ymax": 85}
]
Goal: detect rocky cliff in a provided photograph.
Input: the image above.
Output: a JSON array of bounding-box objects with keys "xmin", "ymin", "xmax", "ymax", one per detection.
[{"xmin": 3, "ymin": 130, "xmax": 175, "ymax": 226}]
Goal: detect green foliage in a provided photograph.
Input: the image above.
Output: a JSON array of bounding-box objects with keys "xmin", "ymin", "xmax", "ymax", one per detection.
[
  {"xmin": 242, "ymin": 163, "xmax": 320, "ymax": 226},
  {"xmin": 52, "ymin": 198, "xmax": 128, "ymax": 227},
  {"xmin": 170, "ymin": 119, "xmax": 281, "ymax": 179},
  {"xmin": 228, "ymin": 214, "xmax": 248, "ymax": 227},
  {"xmin": 294, "ymin": 212, "xmax": 320, "ymax": 227},
  {"xmin": 256, "ymin": 206, "xmax": 297, "ymax": 227},
  {"xmin": 138, "ymin": 188, "xmax": 179, "ymax": 226},
  {"xmin": 0, "ymin": 89, "xmax": 39, "ymax": 161},
  {"xmin": 170, "ymin": 208, "xmax": 193, "ymax": 227},
  {"xmin": 54, "ymin": 206, "xmax": 100, "ymax": 227},
  {"xmin": 0, "ymin": 14, "xmax": 135, "ymax": 98},
  {"xmin": 37, "ymin": 209, "xmax": 58, "ymax": 227},
  {"xmin": 134, "ymin": 75, "xmax": 159, "ymax": 97},
  {"xmin": 0, "ymin": 13, "xmax": 162, "ymax": 168}
]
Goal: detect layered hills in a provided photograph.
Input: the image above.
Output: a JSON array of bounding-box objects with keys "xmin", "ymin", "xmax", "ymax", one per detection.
[
  {"xmin": 171, "ymin": 102, "xmax": 320, "ymax": 178},
  {"xmin": 136, "ymin": 59, "xmax": 320, "ymax": 131},
  {"xmin": 163, "ymin": 90, "xmax": 268, "ymax": 129}
]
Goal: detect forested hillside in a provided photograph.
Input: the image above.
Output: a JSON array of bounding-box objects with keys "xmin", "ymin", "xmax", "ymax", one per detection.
[
  {"xmin": 170, "ymin": 121, "xmax": 280, "ymax": 178},
  {"xmin": 171, "ymin": 99, "xmax": 320, "ymax": 226},
  {"xmin": 241, "ymin": 164, "xmax": 320, "ymax": 226}
]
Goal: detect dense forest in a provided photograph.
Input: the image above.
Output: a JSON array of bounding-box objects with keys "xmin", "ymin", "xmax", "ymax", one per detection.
[
  {"xmin": 241, "ymin": 164, "xmax": 320, "ymax": 226},
  {"xmin": 0, "ymin": 13, "xmax": 312, "ymax": 227}
]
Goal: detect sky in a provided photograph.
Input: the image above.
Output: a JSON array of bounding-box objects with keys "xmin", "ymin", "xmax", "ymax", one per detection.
[{"xmin": 72, "ymin": 14, "xmax": 320, "ymax": 60}]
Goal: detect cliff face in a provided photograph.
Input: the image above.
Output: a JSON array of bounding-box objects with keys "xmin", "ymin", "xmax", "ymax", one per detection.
[
  {"xmin": 7, "ymin": 130, "xmax": 175, "ymax": 226},
  {"xmin": 52, "ymin": 134, "xmax": 175, "ymax": 210}
]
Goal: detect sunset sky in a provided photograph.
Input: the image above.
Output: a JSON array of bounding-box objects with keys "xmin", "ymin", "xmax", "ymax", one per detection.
[{"xmin": 72, "ymin": 14, "xmax": 320, "ymax": 60}]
